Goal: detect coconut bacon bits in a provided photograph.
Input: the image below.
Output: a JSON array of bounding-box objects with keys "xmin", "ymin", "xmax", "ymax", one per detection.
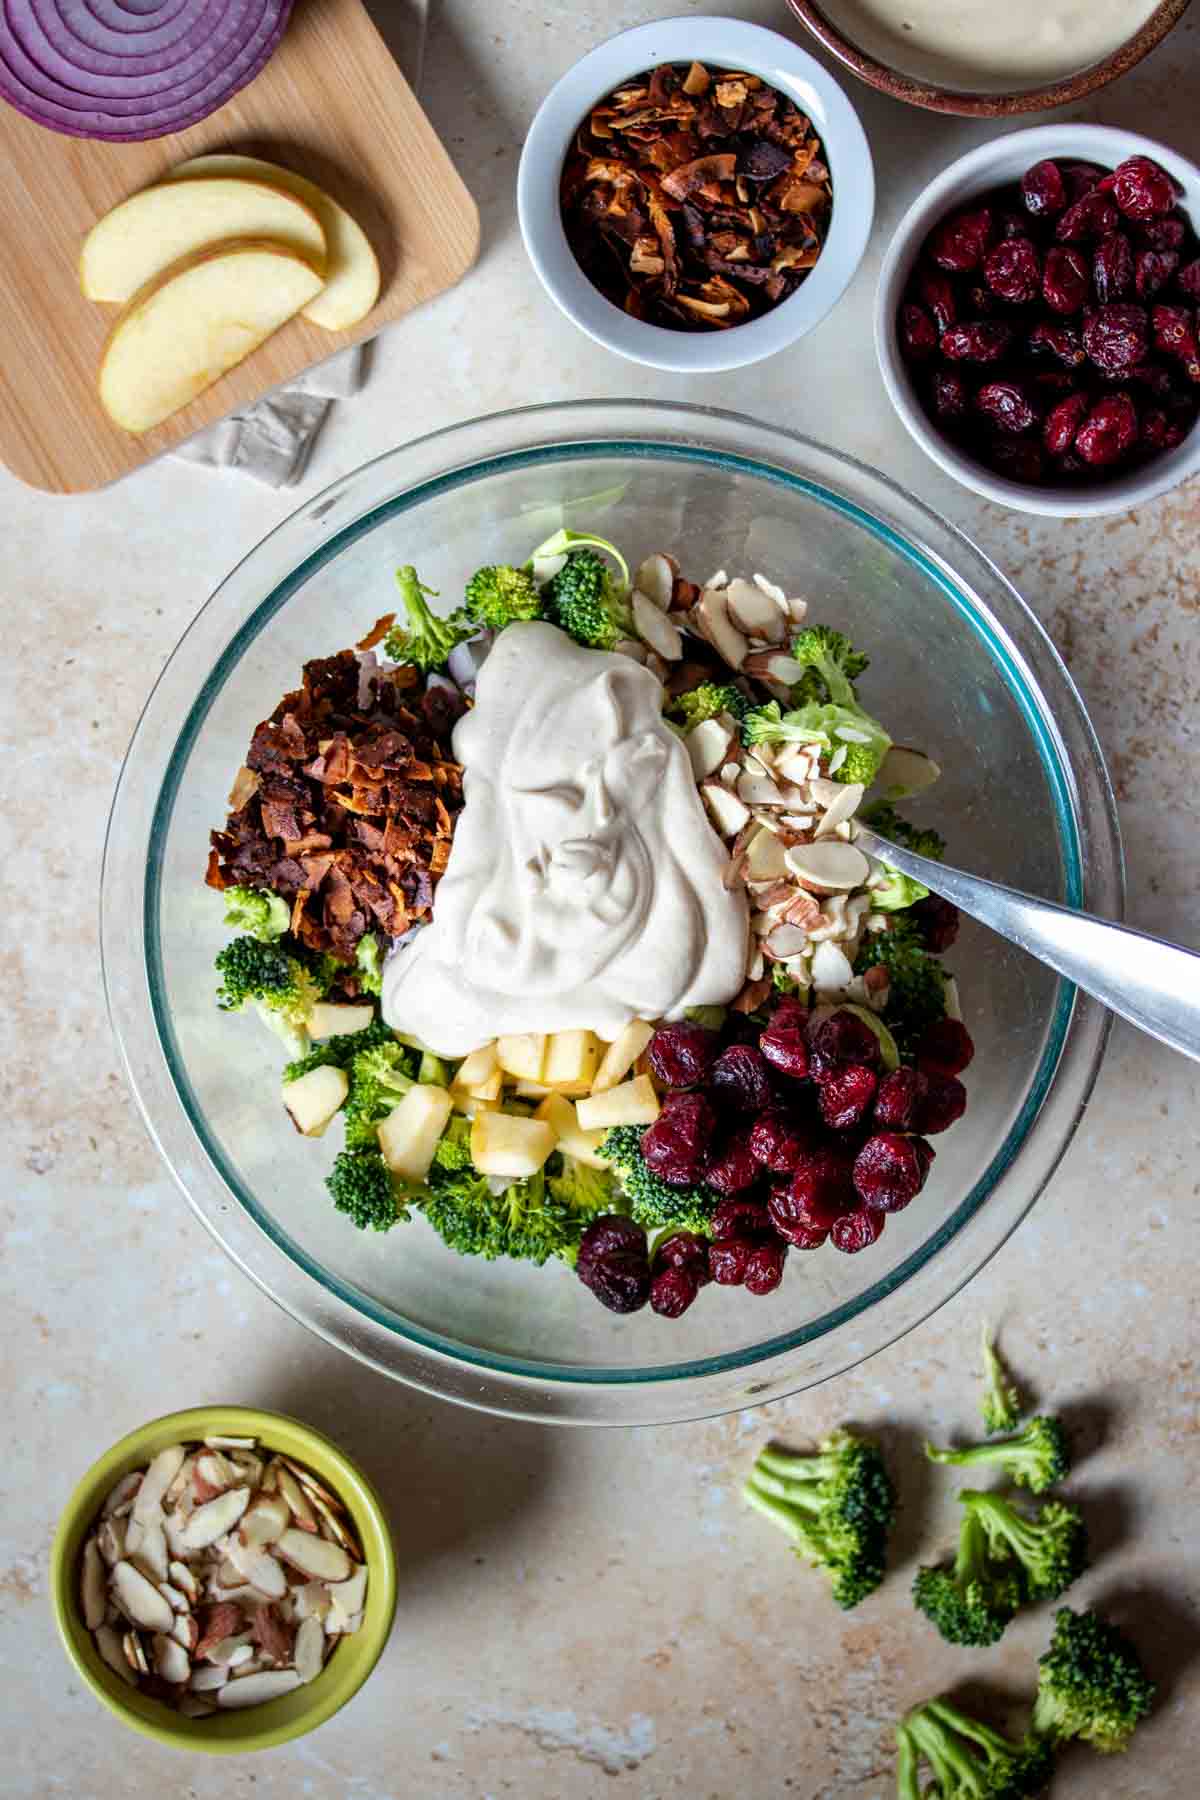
[{"xmin": 560, "ymin": 61, "xmax": 833, "ymax": 331}]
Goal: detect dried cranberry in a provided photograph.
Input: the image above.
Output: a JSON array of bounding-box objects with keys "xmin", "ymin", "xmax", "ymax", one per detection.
[
  {"xmin": 917, "ymin": 267, "xmax": 958, "ymax": 332},
  {"xmin": 1021, "ymin": 159, "xmax": 1067, "ymax": 218},
  {"xmin": 772, "ymin": 1149, "xmax": 856, "ymax": 1236},
  {"xmin": 1092, "ymin": 231, "xmax": 1134, "ymax": 304},
  {"xmin": 711, "ymin": 1196, "xmax": 772, "ymax": 1241},
  {"xmin": 808, "ymin": 1009, "xmax": 881, "ymax": 1078},
  {"xmin": 929, "ymin": 207, "xmax": 994, "ymax": 272},
  {"xmin": 817, "ymin": 1064, "xmax": 878, "ymax": 1132},
  {"xmin": 749, "ymin": 1108, "xmax": 813, "ymax": 1174},
  {"xmin": 987, "ymin": 438, "xmax": 1046, "ymax": 483},
  {"xmin": 853, "ymin": 1134, "xmax": 935, "ymax": 1213},
  {"xmin": 649, "ymin": 1264, "xmax": 701, "ymax": 1318},
  {"xmin": 647, "ymin": 1021, "xmax": 719, "ymax": 1089},
  {"xmin": 917, "ymin": 1017, "xmax": 976, "ymax": 1076},
  {"xmin": 941, "ymin": 321, "xmax": 1013, "ymax": 363},
  {"xmin": 709, "ymin": 1044, "xmax": 773, "ymax": 1115},
  {"xmin": 1029, "ymin": 320, "xmax": 1085, "ymax": 366},
  {"xmin": 1177, "ymin": 258, "xmax": 1200, "ymax": 300},
  {"xmin": 1084, "ymin": 304, "xmax": 1148, "ymax": 374},
  {"xmin": 932, "ymin": 368, "xmax": 970, "ymax": 422},
  {"xmin": 577, "ymin": 1214, "xmax": 646, "ymax": 1265},
  {"xmin": 759, "ymin": 1013, "xmax": 810, "ymax": 1081},
  {"xmin": 874, "ymin": 1066, "xmax": 925, "ymax": 1132},
  {"xmin": 830, "ymin": 1208, "xmax": 885, "ymax": 1254},
  {"xmin": 911, "ymin": 894, "xmax": 960, "ymax": 952},
  {"xmin": 708, "ymin": 1237, "xmax": 756, "ymax": 1285},
  {"xmin": 1060, "ymin": 161, "xmax": 1106, "ymax": 203},
  {"xmin": 1075, "ymin": 393, "xmax": 1139, "ymax": 467},
  {"xmin": 744, "ymin": 1239, "xmax": 788, "ymax": 1296},
  {"xmin": 576, "ymin": 1216, "xmax": 650, "ymax": 1313},
  {"xmin": 975, "ymin": 380, "xmax": 1038, "ymax": 435},
  {"xmin": 1043, "ymin": 247, "xmax": 1090, "ymax": 315},
  {"xmin": 641, "ymin": 1093, "xmax": 716, "ymax": 1184},
  {"xmin": 983, "ymin": 237, "xmax": 1041, "ymax": 303},
  {"xmin": 1129, "ymin": 360, "xmax": 1177, "ymax": 398},
  {"xmin": 900, "ymin": 302, "xmax": 938, "ymax": 362},
  {"xmin": 913, "ymin": 1072, "xmax": 968, "ymax": 1135},
  {"xmin": 1135, "ymin": 248, "xmax": 1179, "ymax": 299},
  {"xmin": 703, "ymin": 1129, "xmax": 760, "ymax": 1195},
  {"xmin": 1100, "ymin": 156, "xmax": 1177, "ymax": 222},
  {"xmin": 1139, "ymin": 216, "xmax": 1187, "ymax": 251},
  {"xmin": 1151, "ymin": 303, "xmax": 1200, "ymax": 378},
  {"xmin": 1141, "ymin": 407, "xmax": 1188, "ymax": 451},
  {"xmin": 651, "ymin": 1230, "xmax": 711, "ymax": 1278},
  {"xmin": 1056, "ymin": 192, "xmax": 1119, "ymax": 244},
  {"xmin": 1043, "ymin": 392, "xmax": 1089, "ymax": 455},
  {"xmin": 1031, "ymin": 369, "xmax": 1076, "ymax": 398}
]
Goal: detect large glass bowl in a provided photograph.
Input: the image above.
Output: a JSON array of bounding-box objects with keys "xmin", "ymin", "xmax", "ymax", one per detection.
[{"xmin": 103, "ymin": 401, "xmax": 1120, "ymax": 1425}]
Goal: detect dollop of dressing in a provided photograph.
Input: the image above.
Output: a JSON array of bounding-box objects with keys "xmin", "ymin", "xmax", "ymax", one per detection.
[
  {"xmin": 829, "ymin": 0, "xmax": 1161, "ymax": 87},
  {"xmin": 382, "ymin": 622, "xmax": 748, "ymax": 1057}
]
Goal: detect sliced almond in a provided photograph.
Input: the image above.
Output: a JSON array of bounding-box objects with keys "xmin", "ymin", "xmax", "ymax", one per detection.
[
  {"xmin": 229, "ymin": 1450, "xmax": 265, "ymax": 1490},
  {"xmin": 635, "ymin": 552, "xmax": 675, "ymax": 609},
  {"xmin": 204, "ymin": 1435, "xmax": 257, "ymax": 1451},
  {"xmin": 205, "ymin": 1632, "xmax": 255, "ymax": 1668},
  {"xmin": 814, "ymin": 781, "xmax": 865, "ymax": 839},
  {"xmin": 877, "ymin": 745, "xmax": 941, "ymax": 798},
  {"xmin": 97, "ymin": 1518, "xmax": 127, "ymax": 1568},
  {"xmin": 276, "ymin": 1466, "xmax": 318, "ymax": 1535},
  {"xmin": 133, "ymin": 1445, "xmax": 186, "ymax": 1521},
  {"xmin": 279, "ymin": 1458, "xmax": 347, "ymax": 1516},
  {"xmin": 239, "ymin": 1492, "xmax": 290, "ymax": 1548},
  {"xmin": 775, "ymin": 745, "xmax": 817, "ymax": 784},
  {"xmin": 102, "ymin": 1472, "xmax": 141, "ymax": 1518},
  {"xmin": 725, "ymin": 577, "xmax": 787, "ymax": 643},
  {"xmin": 228, "ymin": 1643, "xmax": 255, "ymax": 1670},
  {"xmin": 190, "ymin": 1662, "xmax": 229, "ymax": 1692},
  {"xmin": 701, "ymin": 782, "xmax": 751, "ymax": 838},
  {"xmin": 192, "ymin": 1449, "xmax": 238, "ymax": 1503},
  {"xmin": 743, "ymin": 829, "xmax": 789, "ymax": 882},
  {"xmin": 154, "ymin": 1632, "xmax": 191, "ymax": 1685},
  {"xmin": 748, "ymin": 946, "xmax": 764, "ymax": 981},
  {"xmin": 686, "ymin": 716, "xmax": 734, "ymax": 780},
  {"xmin": 164, "ymin": 1454, "xmax": 196, "ymax": 1507},
  {"xmin": 168, "ymin": 1560, "xmax": 199, "ymax": 1605},
  {"xmin": 632, "ymin": 590, "xmax": 683, "ymax": 659},
  {"xmin": 171, "ymin": 1613, "xmax": 200, "ymax": 1653},
  {"xmin": 784, "ymin": 841, "xmax": 870, "ymax": 893},
  {"xmin": 132, "ymin": 1521, "xmax": 169, "ymax": 1585},
  {"xmin": 291, "ymin": 1581, "xmax": 333, "ymax": 1622},
  {"xmin": 327, "ymin": 1566, "xmax": 368, "ymax": 1615},
  {"xmin": 736, "ymin": 769, "xmax": 785, "ymax": 808},
  {"xmin": 765, "ymin": 923, "xmax": 811, "ymax": 958},
  {"xmin": 275, "ymin": 1528, "xmax": 351, "ymax": 1584},
  {"xmin": 785, "ymin": 592, "xmax": 809, "ymax": 623},
  {"xmin": 612, "ymin": 636, "xmax": 647, "ymax": 664},
  {"xmin": 94, "ymin": 1623, "xmax": 138, "ymax": 1685},
  {"xmin": 310, "ymin": 1493, "xmax": 360, "ymax": 1558},
  {"xmin": 180, "ymin": 1486, "xmax": 251, "ymax": 1550},
  {"xmin": 690, "ymin": 591, "xmax": 748, "ymax": 670},
  {"xmin": 294, "ymin": 1614, "xmax": 325, "ymax": 1684},
  {"xmin": 216, "ymin": 1669, "xmax": 302, "ymax": 1708},
  {"xmin": 162, "ymin": 1512, "xmax": 192, "ymax": 1559},
  {"xmin": 157, "ymin": 1580, "xmax": 188, "ymax": 1612},
  {"xmin": 81, "ymin": 1538, "xmax": 107, "ymax": 1630},
  {"xmin": 195, "ymin": 1601, "xmax": 246, "ymax": 1661},
  {"xmin": 112, "ymin": 1560, "xmax": 176, "ymax": 1633},
  {"xmin": 810, "ymin": 940, "xmax": 855, "ymax": 991},
  {"xmin": 225, "ymin": 1540, "xmax": 288, "ymax": 1600},
  {"xmin": 123, "ymin": 1630, "xmax": 150, "ymax": 1675},
  {"xmin": 251, "ymin": 1603, "xmax": 295, "ymax": 1665},
  {"xmin": 943, "ymin": 975, "xmax": 962, "ymax": 1022}
]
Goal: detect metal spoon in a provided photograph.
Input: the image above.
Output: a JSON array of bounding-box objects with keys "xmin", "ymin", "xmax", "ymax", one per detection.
[{"xmin": 853, "ymin": 825, "xmax": 1200, "ymax": 1065}]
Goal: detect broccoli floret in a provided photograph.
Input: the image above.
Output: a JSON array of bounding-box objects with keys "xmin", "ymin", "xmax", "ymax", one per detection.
[
  {"xmin": 431, "ymin": 1112, "xmax": 474, "ymax": 1172},
  {"xmin": 326, "ymin": 1147, "xmax": 408, "ymax": 1232},
  {"xmin": 913, "ymin": 1508, "xmax": 1024, "ymax": 1647},
  {"xmin": 383, "ymin": 565, "xmax": 473, "ymax": 671},
  {"xmin": 926, "ymin": 1417, "xmax": 1069, "ymax": 1495},
  {"xmin": 980, "ymin": 1322, "xmax": 1024, "ymax": 1434},
  {"xmin": 421, "ymin": 1162, "xmax": 589, "ymax": 1265},
  {"xmin": 282, "ymin": 1014, "xmax": 393, "ymax": 1082},
  {"xmin": 221, "ymin": 885, "xmax": 291, "ymax": 942},
  {"xmin": 528, "ymin": 527, "xmax": 631, "ymax": 591},
  {"xmin": 664, "ymin": 682, "xmax": 751, "ymax": 732},
  {"xmin": 1031, "ymin": 1607, "xmax": 1155, "ymax": 1756},
  {"xmin": 870, "ymin": 867, "xmax": 930, "ymax": 912},
  {"xmin": 354, "ymin": 933, "xmax": 384, "ymax": 997},
  {"xmin": 854, "ymin": 918, "xmax": 947, "ymax": 1059},
  {"xmin": 538, "ymin": 533, "xmax": 633, "ymax": 651},
  {"xmin": 742, "ymin": 697, "xmax": 892, "ymax": 787},
  {"xmin": 463, "ymin": 563, "xmax": 543, "ymax": 632},
  {"xmin": 743, "ymin": 1430, "xmax": 896, "ymax": 1610},
  {"xmin": 343, "ymin": 1041, "xmax": 417, "ymax": 1150},
  {"xmin": 899, "ymin": 1699, "xmax": 1055, "ymax": 1800},
  {"xmin": 772, "ymin": 963, "xmax": 799, "ymax": 996},
  {"xmin": 788, "ymin": 625, "xmax": 870, "ymax": 707},
  {"xmin": 963, "ymin": 1488, "xmax": 1088, "ymax": 1604},
  {"xmin": 598, "ymin": 1125, "xmax": 718, "ymax": 1236},
  {"xmin": 214, "ymin": 936, "xmax": 323, "ymax": 1055},
  {"xmin": 547, "ymin": 1156, "xmax": 615, "ymax": 1218},
  {"xmin": 862, "ymin": 800, "xmax": 947, "ymax": 863}
]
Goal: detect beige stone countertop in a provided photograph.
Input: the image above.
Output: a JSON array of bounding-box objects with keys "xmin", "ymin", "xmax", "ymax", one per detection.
[{"xmin": 3, "ymin": 3, "xmax": 1198, "ymax": 1795}]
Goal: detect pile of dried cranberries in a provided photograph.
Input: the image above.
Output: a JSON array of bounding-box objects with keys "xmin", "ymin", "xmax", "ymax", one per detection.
[
  {"xmin": 898, "ymin": 155, "xmax": 1200, "ymax": 486},
  {"xmin": 576, "ymin": 996, "xmax": 974, "ymax": 1318}
]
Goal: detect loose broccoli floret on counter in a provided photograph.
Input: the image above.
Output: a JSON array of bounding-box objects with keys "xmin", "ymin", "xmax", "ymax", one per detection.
[
  {"xmin": 420, "ymin": 1163, "xmax": 590, "ymax": 1265},
  {"xmin": 354, "ymin": 932, "xmax": 384, "ymax": 997},
  {"xmin": 1031, "ymin": 1607, "xmax": 1156, "ymax": 1756},
  {"xmin": 326, "ymin": 1147, "xmax": 407, "ymax": 1232},
  {"xmin": 964, "ymin": 1489, "xmax": 1088, "ymax": 1604},
  {"xmin": 788, "ymin": 624, "xmax": 870, "ymax": 708},
  {"xmin": 913, "ymin": 1506, "xmax": 1024, "ymax": 1647},
  {"xmin": 598, "ymin": 1125, "xmax": 717, "ymax": 1236},
  {"xmin": 463, "ymin": 563, "xmax": 543, "ymax": 632},
  {"xmin": 343, "ymin": 1041, "xmax": 417, "ymax": 1150},
  {"xmin": 897, "ymin": 1699, "xmax": 1055, "ymax": 1800},
  {"xmin": 742, "ymin": 695, "xmax": 892, "ymax": 787},
  {"xmin": 221, "ymin": 884, "xmax": 291, "ymax": 943},
  {"xmin": 282, "ymin": 1015, "xmax": 394, "ymax": 1082},
  {"xmin": 214, "ymin": 936, "xmax": 324, "ymax": 1056},
  {"xmin": 862, "ymin": 800, "xmax": 947, "ymax": 863},
  {"xmin": 743, "ymin": 1430, "xmax": 897, "ymax": 1610},
  {"xmin": 383, "ymin": 565, "xmax": 473, "ymax": 671},
  {"xmin": 534, "ymin": 531, "xmax": 633, "ymax": 651},
  {"xmin": 980, "ymin": 1322, "xmax": 1024, "ymax": 1435},
  {"xmin": 854, "ymin": 917, "xmax": 947, "ymax": 1058},
  {"xmin": 431, "ymin": 1112, "xmax": 474, "ymax": 1172},
  {"xmin": 926, "ymin": 1416, "xmax": 1069, "ymax": 1496},
  {"xmin": 664, "ymin": 681, "xmax": 751, "ymax": 732}
]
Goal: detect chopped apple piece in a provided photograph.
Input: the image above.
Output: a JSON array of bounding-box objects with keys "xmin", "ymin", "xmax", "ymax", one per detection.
[
  {"xmin": 466, "ymin": 1071, "xmax": 503, "ymax": 1103},
  {"xmin": 515, "ymin": 1079, "xmax": 552, "ymax": 1099},
  {"xmin": 542, "ymin": 1029, "xmax": 603, "ymax": 1095},
  {"xmin": 470, "ymin": 1112, "xmax": 555, "ymax": 1178},
  {"xmin": 282, "ymin": 1065, "xmax": 348, "ymax": 1137},
  {"xmin": 533, "ymin": 1093, "xmax": 611, "ymax": 1170},
  {"xmin": 377, "ymin": 1084, "xmax": 454, "ymax": 1182},
  {"xmin": 451, "ymin": 1042, "xmax": 498, "ymax": 1091},
  {"xmin": 591, "ymin": 1020, "xmax": 656, "ymax": 1093},
  {"xmin": 496, "ymin": 1033, "xmax": 547, "ymax": 1082},
  {"xmin": 576, "ymin": 1074, "xmax": 660, "ymax": 1131},
  {"xmin": 308, "ymin": 1002, "xmax": 376, "ymax": 1040}
]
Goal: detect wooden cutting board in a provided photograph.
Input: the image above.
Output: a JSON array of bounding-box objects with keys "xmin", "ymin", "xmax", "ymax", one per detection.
[{"xmin": 0, "ymin": 0, "xmax": 479, "ymax": 493}]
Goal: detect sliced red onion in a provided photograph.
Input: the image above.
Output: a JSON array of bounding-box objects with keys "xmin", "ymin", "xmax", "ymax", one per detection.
[{"xmin": 0, "ymin": 0, "xmax": 291, "ymax": 139}]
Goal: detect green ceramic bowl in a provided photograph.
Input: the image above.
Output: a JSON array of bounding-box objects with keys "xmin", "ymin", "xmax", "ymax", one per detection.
[{"xmin": 50, "ymin": 1405, "xmax": 396, "ymax": 1753}]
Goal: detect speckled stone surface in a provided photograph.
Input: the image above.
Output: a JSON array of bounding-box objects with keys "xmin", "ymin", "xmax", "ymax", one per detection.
[{"xmin": 3, "ymin": 3, "xmax": 1198, "ymax": 1795}]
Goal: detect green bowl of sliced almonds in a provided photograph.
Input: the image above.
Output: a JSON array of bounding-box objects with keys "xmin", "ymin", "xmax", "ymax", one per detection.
[{"xmin": 50, "ymin": 1405, "xmax": 396, "ymax": 1752}]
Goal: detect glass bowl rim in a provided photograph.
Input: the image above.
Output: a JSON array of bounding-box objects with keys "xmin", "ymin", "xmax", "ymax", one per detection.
[{"xmin": 102, "ymin": 399, "xmax": 1121, "ymax": 1423}]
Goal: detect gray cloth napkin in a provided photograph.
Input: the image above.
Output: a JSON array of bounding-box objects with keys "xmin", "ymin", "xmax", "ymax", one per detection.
[{"xmin": 168, "ymin": 344, "xmax": 367, "ymax": 488}]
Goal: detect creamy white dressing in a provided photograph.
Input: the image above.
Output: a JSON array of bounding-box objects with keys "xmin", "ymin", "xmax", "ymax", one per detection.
[
  {"xmin": 828, "ymin": 0, "xmax": 1161, "ymax": 87},
  {"xmin": 381, "ymin": 622, "xmax": 748, "ymax": 1057}
]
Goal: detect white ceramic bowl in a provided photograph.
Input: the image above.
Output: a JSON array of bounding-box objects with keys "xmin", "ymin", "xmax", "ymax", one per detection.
[
  {"xmin": 517, "ymin": 16, "xmax": 874, "ymax": 373},
  {"xmin": 875, "ymin": 124, "xmax": 1200, "ymax": 518}
]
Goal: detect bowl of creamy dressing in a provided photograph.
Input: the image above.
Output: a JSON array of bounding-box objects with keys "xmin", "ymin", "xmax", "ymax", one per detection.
[{"xmin": 786, "ymin": 0, "xmax": 1190, "ymax": 115}]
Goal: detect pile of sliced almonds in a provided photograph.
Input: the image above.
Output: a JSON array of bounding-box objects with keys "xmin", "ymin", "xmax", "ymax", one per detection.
[
  {"xmin": 79, "ymin": 1436, "xmax": 367, "ymax": 1717},
  {"xmin": 613, "ymin": 555, "xmax": 812, "ymax": 686}
]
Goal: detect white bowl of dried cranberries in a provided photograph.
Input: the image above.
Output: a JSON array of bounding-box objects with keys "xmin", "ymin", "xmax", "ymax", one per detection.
[{"xmin": 875, "ymin": 124, "xmax": 1200, "ymax": 517}]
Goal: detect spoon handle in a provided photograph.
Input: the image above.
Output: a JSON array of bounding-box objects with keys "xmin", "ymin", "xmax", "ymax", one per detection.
[{"xmin": 854, "ymin": 827, "xmax": 1200, "ymax": 1065}]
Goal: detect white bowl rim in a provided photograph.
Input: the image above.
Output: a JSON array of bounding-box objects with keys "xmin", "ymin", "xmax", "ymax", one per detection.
[
  {"xmin": 517, "ymin": 15, "xmax": 875, "ymax": 373},
  {"xmin": 874, "ymin": 122, "xmax": 1200, "ymax": 519}
]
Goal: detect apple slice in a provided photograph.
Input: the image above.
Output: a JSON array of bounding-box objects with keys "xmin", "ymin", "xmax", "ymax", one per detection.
[
  {"xmin": 377, "ymin": 1083, "xmax": 454, "ymax": 1182},
  {"xmin": 591, "ymin": 1020, "xmax": 655, "ymax": 1094},
  {"xmin": 282, "ymin": 1064, "xmax": 349, "ymax": 1138},
  {"xmin": 470, "ymin": 1112, "xmax": 555, "ymax": 1179},
  {"xmin": 532, "ymin": 1093, "xmax": 610, "ymax": 1170},
  {"xmin": 307, "ymin": 1002, "xmax": 376, "ymax": 1040},
  {"xmin": 168, "ymin": 153, "xmax": 380, "ymax": 330},
  {"xmin": 576, "ymin": 1074, "xmax": 661, "ymax": 1131},
  {"xmin": 99, "ymin": 241, "xmax": 324, "ymax": 435},
  {"xmin": 81, "ymin": 178, "xmax": 326, "ymax": 304}
]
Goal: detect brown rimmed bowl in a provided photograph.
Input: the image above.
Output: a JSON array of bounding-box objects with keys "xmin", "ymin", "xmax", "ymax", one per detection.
[{"xmin": 785, "ymin": 0, "xmax": 1191, "ymax": 116}]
